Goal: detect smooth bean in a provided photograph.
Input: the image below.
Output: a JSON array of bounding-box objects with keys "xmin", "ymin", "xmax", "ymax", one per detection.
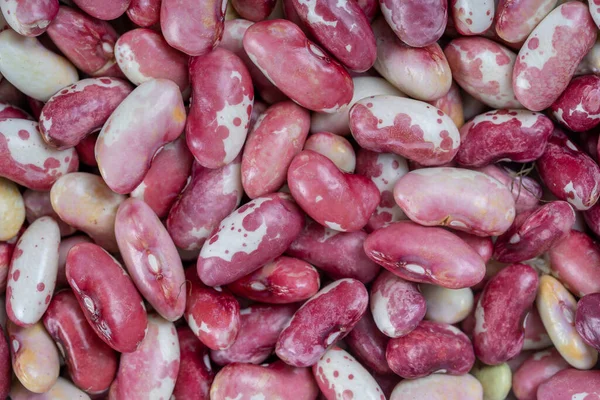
[
  {"xmin": 0, "ymin": 177, "xmax": 24, "ymax": 241},
  {"xmin": 345, "ymin": 309, "xmax": 392, "ymax": 375},
  {"xmin": 512, "ymin": 348, "xmax": 569, "ymax": 400},
  {"xmin": 422, "ymin": 284, "xmax": 474, "ymax": 325},
  {"xmin": 575, "ymin": 293, "xmax": 600, "ymax": 351},
  {"xmin": 172, "ymin": 326, "xmax": 214, "ymax": 400},
  {"xmin": 22, "ymin": 190, "xmax": 74, "ymax": 237},
  {"xmin": 379, "ymin": 0, "xmax": 447, "ymax": 47}
]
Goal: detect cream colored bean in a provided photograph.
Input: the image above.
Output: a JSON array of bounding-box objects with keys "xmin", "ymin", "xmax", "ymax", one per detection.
[
  {"xmin": 421, "ymin": 285, "xmax": 474, "ymax": 324},
  {"xmin": 0, "ymin": 177, "xmax": 24, "ymax": 241},
  {"xmin": 471, "ymin": 362, "xmax": 512, "ymax": 400}
]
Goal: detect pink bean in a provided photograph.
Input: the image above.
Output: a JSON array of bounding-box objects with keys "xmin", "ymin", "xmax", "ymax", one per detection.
[
  {"xmin": 66, "ymin": 243, "xmax": 148, "ymax": 353},
  {"xmin": 0, "ymin": 119, "xmax": 78, "ymax": 190},
  {"xmin": 450, "ymin": 0, "xmax": 494, "ymax": 35},
  {"xmin": 6, "ymin": 216, "xmax": 59, "ymax": 327},
  {"xmin": 241, "ymin": 101, "xmax": 310, "ymax": 199},
  {"xmin": 0, "ymin": 0, "xmax": 58, "ymax": 37},
  {"xmin": 428, "ymin": 81, "xmax": 464, "ymax": 129},
  {"xmin": 75, "ymin": 133, "xmax": 98, "ymax": 167},
  {"xmin": 227, "ymin": 256, "xmax": 320, "ymax": 304},
  {"xmin": 56, "ymin": 235, "xmax": 92, "ymax": 289},
  {"xmin": 495, "ymin": 0, "xmax": 557, "ymax": 44},
  {"xmin": 494, "ymin": 201, "xmax": 575, "ymax": 263},
  {"xmin": 172, "ymin": 326, "xmax": 214, "ymax": 400},
  {"xmin": 46, "ymin": 6, "xmax": 123, "ymax": 77},
  {"xmin": 292, "ymin": 0, "xmax": 376, "ymax": 72},
  {"xmin": 0, "ymin": 327, "xmax": 8, "ymax": 399},
  {"xmin": 453, "ymin": 231, "xmax": 493, "ymax": 263},
  {"xmin": 232, "ymin": 0, "xmax": 276, "ymax": 21},
  {"xmin": 184, "ymin": 267, "xmax": 240, "ymax": 351},
  {"xmin": 161, "ymin": 0, "xmax": 225, "ymax": 56},
  {"xmin": 210, "ymin": 361, "xmax": 319, "ymax": 400},
  {"xmin": 513, "ymin": 1, "xmax": 597, "ymax": 111},
  {"xmin": 167, "ymin": 158, "xmax": 243, "ymax": 251},
  {"xmin": 286, "ymin": 218, "xmax": 381, "ymax": 283},
  {"xmin": 345, "ymin": 309, "xmax": 392, "ymax": 375},
  {"xmin": 22, "ymin": 190, "xmax": 75, "ymax": 236},
  {"xmin": 186, "ymin": 48, "xmax": 253, "ymax": 169},
  {"xmin": 115, "ymin": 198, "xmax": 186, "ymax": 321},
  {"xmin": 197, "ymin": 192, "xmax": 305, "ymax": 286},
  {"xmin": 386, "ymin": 320, "xmax": 475, "ymax": 379},
  {"xmin": 372, "ymin": 16, "xmax": 452, "ymax": 101},
  {"xmin": 211, "ymin": 303, "xmax": 297, "ymax": 365},
  {"xmin": 0, "ymin": 102, "xmax": 30, "ymax": 120},
  {"xmin": 130, "ymin": 136, "xmax": 193, "ymax": 218},
  {"xmin": 444, "ymin": 36, "xmax": 522, "ymax": 109},
  {"xmin": 537, "ymin": 128, "xmax": 600, "ymax": 210},
  {"xmin": 72, "ymin": 0, "xmax": 130, "ymax": 20},
  {"xmin": 126, "ymin": 0, "xmax": 161, "ymax": 27},
  {"xmin": 109, "ymin": 314, "xmax": 179, "ymax": 400},
  {"xmin": 96, "ymin": 79, "xmax": 186, "ymax": 194},
  {"xmin": 575, "ymin": 293, "xmax": 600, "ymax": 351},
  {"xmin": 43, "ymin": 290, "xmax": 117, "ymax": 395},
  {"xmin": 243, "ymin": 19, "xmax": 353, "ymax": 113},
  {"xmin": 0, "ymin": 240, "xmax": 14, "ymax": 293},
  {"xmin": 473, "ymin": 263, "xmax": 539, "ymax": 365},
  {"xmin": 457, "ymin": 109, "xmax": 553, "ymax": 167},
  {"xmin": 523, "ymin": 306, "xmax": 552, "ymax": 351},
  {"xmin": 288, "ymin": 150, "xmax": 380, "ymax": 232},
  {"xmin": 551, "ymin": 75, "xmax": 600, "ymax": 132},
  {"xmin": 379, "ymin": 0, "xmax": 447, "ymax": 47},
  {"xmin": 548, "ymin": 230, "xmax": 600, "ymax": 297},
  {"xmin": 537, "ymin": 369, "xmax": 600, "ymax": 399},
  {"xmin": 39, "ymin": 78, "xmax": 132, "ymax": 150},
  {"xmin": 584, "ymin": 200, "xmax": 600, "ymax": 237},
  {"xmin": 304, "ymin": 132, "xmax": 356, "ymax": 173},
  {"xmin": 115, "ymin": 28, "xmax": 189, "ymax": 92},
  {"xmin": 393, "ymin": 167, "xmax": 516, "ymax": 236},
  {"xmin": 364, "ymin": 221, "xmax": 485, "ymax": 288},
  {"xmin": 370, "ymin": 270, "xmax": 426, "ymax": 338},
  {"xmin": 276, "ymin": 278, "xmax": 368, "ymax": 367},
  {"xmin": 512, "ymin": 348, "xmax": 569, "ymax": 400}
]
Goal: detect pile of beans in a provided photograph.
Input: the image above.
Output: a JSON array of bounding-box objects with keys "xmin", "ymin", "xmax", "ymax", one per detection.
[{"xmin": 1, "ymin": 0, "xmax": 600, "ymax": 399}]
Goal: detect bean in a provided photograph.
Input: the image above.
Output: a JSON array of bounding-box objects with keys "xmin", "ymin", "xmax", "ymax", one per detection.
[
  {"xmin": 304, "ymin": 132, "xmax": 356, "ymax": 173},
  {"xmin": 495, "ymin": 0, "xmax": 557, "ymax": 43},
  {"xmin": 172, "ymin": 326, "xmax": 214, "ymax": 400},
  {"xmin": 74, "ymin": 133, "xmax": 98, "ymax": 167},
  {"xmin": 391, "ymin": 374, "xmax": 483, "ymax": 400},
  {"xmin": 0, "ymin": 177, "xmax": 25, "ymax": 241},
  {"xmin": 231, "ymin": 0, "xmax": 276, "ymax": 21},
  {"xmin": 10, "ymin": 377, "xmax": 90, "ymax": 399},
  {"xmin": 0, "ymin": 324, "xmax": 8, "ymax": 399},
  {"xmin": 536, "ymin": 368, "xmax": 600, "ymax": 399},
  {"xmin": 512, "ymin": 348, "xmax": 569, "ymax": 400},
  {"xmin": 72, "ymin": 0, "xmax": 129, "ymax": 20},
  {"xmin": 422, "ymin": 284, "xmax": 474, "ymax": 325},
  {"xmin": 345, "ymin": 309, "xmax": 392, "ymax": 375},
  {"xmin": 451, "ymin": 0, "xmax": 494, "ymax": 35},
  {"xmin": 379, "ymin": 0, "xmax": 446, "ymax": 47},
  {"xmin": 22, "ymin": 189, "xmax": 75, "ymax": 236},
  {"xmin": 523, "ymin": 306, "xmax": 553, "ymax": 351},
  {"xmin": 126, "ymin": 0, "xmax": 161, "ymax": 26},
  {"xmin": 453, "ymin": 231, "xmax": 493, "ymax": 263},
  {"xmin": 429, "ymin": 81, "xmax": 464, "ymax": 128},
  {"xmin": 550, "ymin": 75, "xmax": 600, "ymax": 132},
  {"xmin": 575, "ymin": 292, "xmax": 600, "ymax": 351},
  {"xmin": 471, "ymin": 363, "xmax": 511, "ymax": 400},
  {"xmin": 0, "ymin": 0, "xmax": 58, "ymax": 37},
  {"xmin": 0, "ymin": 101, "xmax": 31, "ymax": 120},
  {"xmin": 0, "ymin": 239, "xmax": 16, "ymax": 293}
]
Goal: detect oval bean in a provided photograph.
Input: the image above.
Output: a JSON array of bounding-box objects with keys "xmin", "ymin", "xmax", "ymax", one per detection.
[
  {"xmin": 0, "ymin": 0, "xmax": 58, "ymax": 37},
  {"xmin": 72, "ymin": 0, "xmax": 129, "ymax": 20},
  {"xmin": 471, "ymin": 363, "xmax": 511, "ymax": 400},
  {"xmin": 575, "ymin": 293, "xmax": 600, "ymax": 351},
  {"xmin": 537, "ymin": 368, "xmax": 600, "ymax": 400},
  {"xmin": 550, "ymin": 75, "xmax": 600, "ymax": 132},
  {"xmin": 451, "ymin": 0, "xmax": 494, "ymax": 35},
  {"xmin": 345, "ymin": 309, "xmax": 392, "ymax": 375},
  {"xmin": 379, "ymin": 0, "xmax": 447, "ymax": 47},
  {"xmin": 22, "ymin": 190, "xmax": 74, "ymax": 237},
  {"xmin": 422, "ymin": 284, "xmax": 473, "ymax": 325},
  {"xmin": 232, "ymin": 0, "xmax": 275, "ymax": 21},
  {"xmin": 10, "ymin": 377, "xmax": 90, "ymax": 400},
  {"xmin": 127, "ymin": 0, "xmax": 161, "ymax": 26},
  {"xmin": 390, "ymin": 374, "xmax": 483, "ymax": 400},
  {"xmin": 495, "ymin": 0, "xmax": 557, "ymax": 43},
  {"xmin": 304, "ymin": 132, "xmax": 356, "ymax": 173},
  {"xmin": 0, "ymin": 177, "xmax": 25, "ymax": 241},
  {"xmin": 513, "ymin": 348, "xmax": 570, "ymax": 400},
  {"xmin": 172, "ymin": 326, "xmax": 214, "ymax": 400}
]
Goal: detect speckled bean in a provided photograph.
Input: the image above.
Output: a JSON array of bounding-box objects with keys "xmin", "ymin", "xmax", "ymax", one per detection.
[
  {"xmin": 473, "ymin": 263, "xmax": 538, "ymax": 365},
  {"xmin": 451, "ymin": 0, "xmax": 494, "ymax": 35},
  {"xmin": 304, "ymin": 132, "xmax": 355, "ymax": 173},
  {"xmin": 241, "ymin": 101, "xmax": 310, "ymax": 198},
  {"xmin": 345, "ymin": 309, "xmax": 391, "ymax": 375},
  {"xmin": 50, "ymin": 173, "xmax": 125, "ymax": 252},
  {"xmin": 575, "ymin": 293, "xmax": 600, "ymax": 351},
  {"xmin": 379, "ymin": 0, "xmax": 446, "ymax": 47},
  {"xmin": 512, "ymin": 348, "xmax": 569, "ymax": 400},
  {"xmin": 536, "ymin": 369, "xmax": 600, "ymax": 400},
  {"xmin": 288, "ymin": 150, "xmax": 380, "ymax": 232},
  {"xmin": 429, "ymin": 81, "xmax": 464, "ymax": 128},
  {"xmin": 550, "ymin": 75, "xmax": 600, "ymax": 132},
  {"xmin": 422, "ymin": 285, "xmax": 474, "ymax": 325},
  {"xmin": 10, "ymin": 377, "xmax": 90, "ymax": 400},
  {"xmin": 0, "ymin": 102, "xmax": 30, "ymax": 120},
  {"xmin": 513, "ymin": 2, "xmax": 597, "ymax": 111},
  {"xmin": 0, "ymin": 177, "xmax": 24, "ymax": 241},
  {"xmin": 276, "ymin": 278, "xmax": 368, "ymax": 367},
  {"xmin": 126, "ymin": 0, "xmax": 161, "ymax": 26},
  {"xmin": 495, "ymin": 0, "xmax": 557, "ymax": 43},
  {"xmin": 172, "ymin": 326, "xmax": 214, "ymax": 400},
  {"xmin": 66, "ymin": 243, "xmax": 148, "ymax": 353},
  {"xmin": 471, "ymin": 363, "xmax": 511, "ymax": 400},
  {"xmin": 243, "ymin": 19, "xmax": 353, "ymax": 113},
  {"xmin": 0, "ymin": 0, "xmax": 58, "ymax": 37},
  {"xmin": 22, "ymin": 190, "xmax": 74, "ymax": 236},
  {"xmin": 109, "ymin": 314, "xmax": 180, "ymax": 400}
]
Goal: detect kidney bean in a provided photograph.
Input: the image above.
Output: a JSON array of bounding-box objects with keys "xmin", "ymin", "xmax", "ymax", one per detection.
[
  {"xmin": 241, "ymin": 101, "xmax": 310, "ymax": 198},
  {"xmin": 243, "ymin": 19, "xmax": 353, "ymax": 113},
  {"xmin": 429, "ymin": 81, "xmax": 464, "ymax": 128},
  {"xmin": 456, "ymin": 232, "xmax": 494, "ymax": 262},
  {"xmin": 276, "ymin": 278, "xmax": 368, "ymax": 367},
  {"xmin": 311, "ymin": 76, "xmax": 403, "ymax": 136},
  {"xmin": 0, "ymin": 0, "xmax": 58, "ymax": 37},
  {"xmin": 73, "ymin": 0, "xmax": 130, "ymax": 20},
  {"xmin": 394, "ymin": 167, "xmax": 516, "ymax": 236},
  {"xmin": 43, "ymin": 290, "xmax": 117, "ymax": 395},
  {"xmin": 372, "ymin": 18, "xmax": 451, "ymax": 101},
  {"xmin": 231, "ymin": 0, "xmax": 275, "ymax": 21},
  {"xmin": 0, "ymin": 102, "xmax": 31, "ymax": 120},
  {"xmin": 513, "ymin": 2, "xmax": 597, "ymax": 111},
  {"xmin": 386, "ymin": 320, "xmax": 475, "ymax": 379},
  {"xmin": 537, "ymin": 368, "xmax": 600, "ymax": 399},
  {"xmin": 167, "ymin": 158, "xmax": 242, "ymax": 251},
  {"xmin": 75, "ymin": 133, "xmax": 98, "ymax": 167},
  {"xmin": 550, "ymin": 75, "xmax": 600, "ymax": 132},
  {"xmin": 494, "ymin": 201, "xmax": 575, "ymax": 263},
  {"xmin": 537, "ymin": 128, "xmax": 600, "ymax": 210},
  {"xmin": 161, "ymin": 0, "xmax": 225, "ymax": 56},
  {"xmin": 364, "ymin": 221, "xmax": 485, "ymax": 288},
  {"xmin": 187, "ymin": 48, "xmax": 253, "ymax": 169},
  {"xmin": 473, "ymin": 263, "xmax": 538, "ymax": 365},
  {"xmin": 474, "ymin": 164, "xmax": 542, "ymax": 214},
  {"xmin": 50, "ymin": 173, "xmax": 124, "ymax": 252},
  {"xmin": 126, "ymin": 0, "xmax": 160, "ymax": 26},
  {"xmin": 370, "ymin": 270, "xmax": 426, "ymax": 338},
  {"xmin": 288, "ymin": 150, "xmax": 379, "ymax": 232},
  {"xmin": 227, "ymin": 256, "xmax": 320, "ymax": 304},
  {"xmin": 575, "ymin": 293, "xmax": 600, "ymax": 351},
  {"xmin": 172, "ymin": 326, "xmax": 214, "ymax": 400},
  {"xmin": 10, "ymin": 377, "xmax": 91, "ymax": 399},
  {"xmin": 422, "ymin": 285, "xmax": 473, "ymax": 325},
  {"xmin": 457, "ymin": 109, "xmax": 553, "ymax": 167},
  {"xmin": 115, "ymin": 198, "xmax": 186, "ymax": 321},
  {"xmin": 350, "ymin": 96, "xmax": 460, "ymax": 166},
  {"xmin": 391, "ymin": 373, "xmax": 483, "ymax": 400},
  {"xmin": 184, "ymin": 267, "xmax": 240, "ymax": 350},
  {"xmin": 197, "ymin": 192, "xmax": 304, "ymax": 286},
  {"xmin": 211, "ymin": 303, "xmax": 296, "ymax": 365},
  {"xmin": 0, "ymin": 177, "xmax": 24, "ymax": 241},
  {"xmin": 55, "ymin": 236, "xmax": 91, "ymax": 290},
  {"xmin": 22, "ymin": 190, "xmax": 74, "ymax": 237},
  {"xmin": 286, "ymin": 218, "xmax": 380, "ymax": 283},
  {"xmin": 450, "ymin": 0, "xmax": 494, "ymax": 35},
  {"xmin": 109, "ymin": 314, "xmax": 180, "ymax": 400},
  {"xmin": 210, "ymin": 361, "xmax": 319, "ymax": 400},
  {"xmin": 314, "ymin": 346, "xmax": 385, "ymax": 400},
  {"xmin": 0, "ymin": 321, "xmax": 8, "ymax": 399},
  {"xmin": 115, "ymin": 28, "xmax": 189, "ymax": 93},
  {"xmin": 495, "ymin": 0, "xmax": 556, "ymax": 44},
  {"xmin": 66, "ymin": 243, "xmax": 148, "ymax": 353},
  {"xmin": 379, "ymin": 0, "xmax": 446, "ymax": 48},
  {"xmin": 523, "ymin": 305, "xmax": 552, "ymax": 350},
  {"xmin": 513, "ymin": 348, "xmax": 569, "ymax": 400},
  {"xmin": 537, "ymin": 275, "xmax": 598, "ymax": 369},
  {"xmin": 471, "ymin": 362, "xmax": 511, "ymax": 400},
  {"xmin": 345, "ymin": 309, "xmax": 391, "ymax": 375},
  {"xmin": 292, "ymin": 0, "xmax": 376, "ymax": 72},
  {"xmin": 130, "ymin": 137, "xmax": 193, "ymax": 218},
  {"xmin": 96, "ymin": 79, "xmax": 185, "ymax": 194},
  {"xmin": 304, "ymin": 132, "xmax": 355, "ymax": 173},
  {"xmin": 8, "ymin": 321, "xmax": 60, "ymax": 393}
]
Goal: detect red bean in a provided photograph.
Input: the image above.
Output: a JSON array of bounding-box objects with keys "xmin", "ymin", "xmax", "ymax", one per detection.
[
  {"xmin": 345, "ymin": 309, "xmax": 392, "ymax": 375},
  {"xmin": 172, "ymin": 326, "xmax": 214, "ymax": 400},
  {"xmin": 512, "ymin": 348, "xmax": 570, "ymax": 400}
]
